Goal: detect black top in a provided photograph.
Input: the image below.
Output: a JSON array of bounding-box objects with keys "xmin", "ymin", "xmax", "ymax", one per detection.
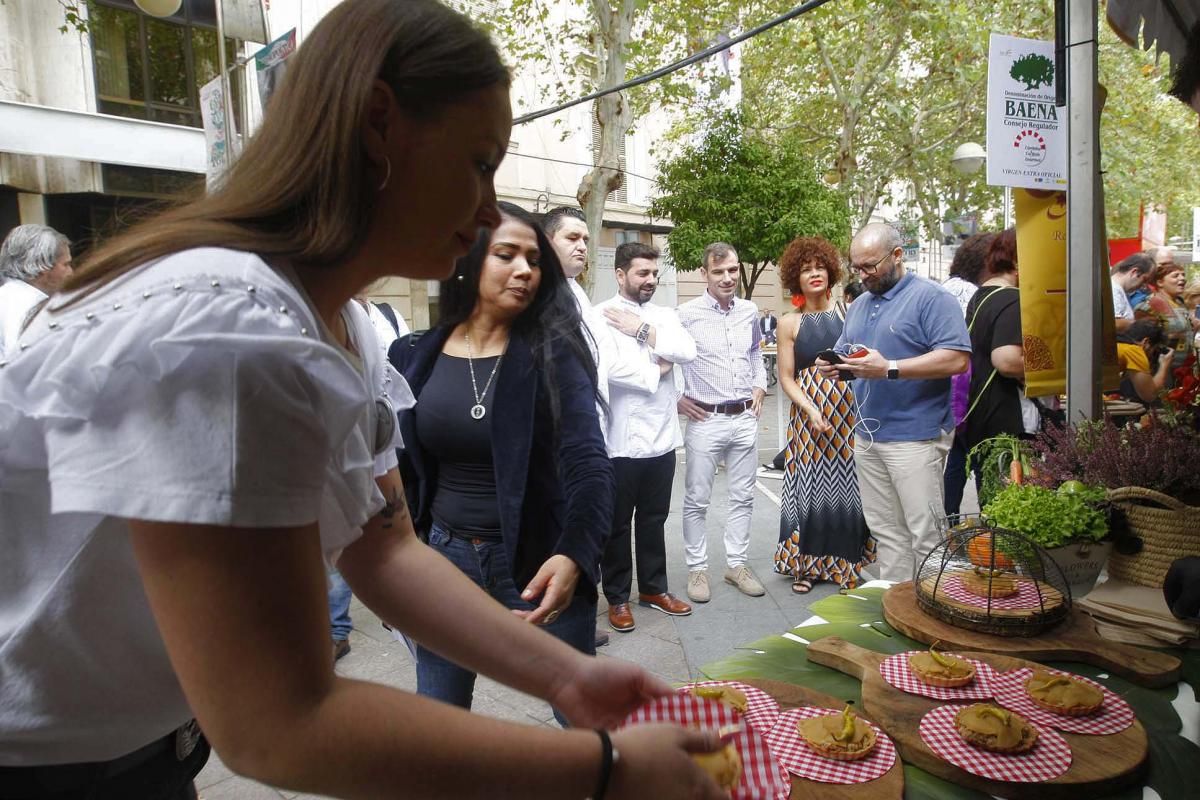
[
  {"xmin": 792, "ymin": 308, "xmax": 844, "ymax": 372},
  {"xmin": 415, "ymin": 353, "xmax": 502, "ymax": 537},
  {"xmin": 963, "ymin": 286, "xmax": 1023, "ymax": 450},
  {"xmin": 390, "ymin": 328, "xmax": 614, "ymax": 600}
]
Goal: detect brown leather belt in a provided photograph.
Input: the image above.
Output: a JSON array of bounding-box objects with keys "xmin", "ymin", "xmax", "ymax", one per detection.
[{"xmin": 693, "ymin": 398, "xmax": 752, "ymax": 415}]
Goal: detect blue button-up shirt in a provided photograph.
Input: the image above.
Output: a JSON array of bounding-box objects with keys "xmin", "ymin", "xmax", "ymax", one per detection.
[{"xmin": 837, "ymin": 271, "xmax": 971, "ymax": 442}]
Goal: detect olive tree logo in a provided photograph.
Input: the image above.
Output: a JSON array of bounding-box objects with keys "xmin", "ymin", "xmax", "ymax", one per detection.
[{"xmin": 1010, "ymin": 53, "xmax": 1054, "ymax": 91}]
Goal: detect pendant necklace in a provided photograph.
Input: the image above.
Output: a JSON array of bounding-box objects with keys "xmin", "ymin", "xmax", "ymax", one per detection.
[{"xmin": 464, "ymin": 330, "xmax": 504, "ymax": 420}]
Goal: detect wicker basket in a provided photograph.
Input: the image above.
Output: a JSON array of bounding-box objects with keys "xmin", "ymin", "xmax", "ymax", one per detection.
[{"xmin": 1106, "ymin": 486, "xmax": 1200, "ymax": 588}]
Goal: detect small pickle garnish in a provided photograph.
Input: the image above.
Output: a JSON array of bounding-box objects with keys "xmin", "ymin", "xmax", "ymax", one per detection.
[
  {"xmin": 833, "ymin": 704, "xmax": 856, "ymax": 743},
  {"xmin": 928, "ymin": 640, "xmax": 956, "ymax": 669},
  {"xmin": 978, "ymin": 706, "xmax": 1011, "ymax": 725}
]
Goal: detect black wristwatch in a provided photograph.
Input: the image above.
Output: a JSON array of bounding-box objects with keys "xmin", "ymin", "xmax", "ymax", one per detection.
[{"xmin": 887, "ymin": 359, "xmax": 900, "ymax": 380}]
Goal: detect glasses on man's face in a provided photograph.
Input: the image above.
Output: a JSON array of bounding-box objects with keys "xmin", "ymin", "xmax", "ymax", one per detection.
[{"xmin": 850, "ymin": 250, "xmax": 895, "ymax": 275}]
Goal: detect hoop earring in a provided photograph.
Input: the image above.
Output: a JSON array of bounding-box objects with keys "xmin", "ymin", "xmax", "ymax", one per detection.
[{"xmin": 377, "ymin": 156, "xmax": 392, "ymax": 192}]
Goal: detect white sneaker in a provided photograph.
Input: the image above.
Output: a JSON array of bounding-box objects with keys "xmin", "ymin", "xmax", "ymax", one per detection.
[
  {"xmin": 724, "ymin": 565, "xmax": 765, "ymax": 597},
  {"xmin": 686, "ymin": 570, "xmax": 711, "ymax": 603}
]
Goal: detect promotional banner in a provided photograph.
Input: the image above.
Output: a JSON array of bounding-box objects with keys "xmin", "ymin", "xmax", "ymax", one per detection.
[
  {"xmin": 1140, "ymin": 203, "xmax": 1168, "ymax": 251},
  {"xmin": 986, "ymin": 34, "xmax": 1067, "ymax": 190},
  {"xmin": 1014, "ymin": 189, "xmax": 1119, "ymax": 396},
  {"xmin": 219, "ymin": 0, "xmax": 268, "ymax": 44},
  {"xmin": 254, "ymin": 28, "xmax": 296, "ymax": 111},
  {"xmin": 200, "ymin": 75, "xmax": 228, "ymax": 190}
]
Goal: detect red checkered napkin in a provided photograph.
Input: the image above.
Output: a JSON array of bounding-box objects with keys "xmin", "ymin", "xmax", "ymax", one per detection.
[
  {"xmin": 879, "ymin": 651, "xmax": 996, "ymax": 701},
  {"xmin": 992, "ymin": 668, "xmax": 1135, "ymax": 735},
  {"xmin": 621, "ymin": 694, "xmax": 790, "ymax": 799},
  {"xmin": 762, "ymin": 707, "xmax": 897, "ymax": 785},
  {"xmin": 919, "ymin": 704, "xmax": 1072, "ymax": 783},
  {"xmin": 939, "ymin": 575, "xmax": 1050, "ymax": 610},
  {"xmin": 678, "ymin": 681, "xmax": 781, "ymax": 732}
]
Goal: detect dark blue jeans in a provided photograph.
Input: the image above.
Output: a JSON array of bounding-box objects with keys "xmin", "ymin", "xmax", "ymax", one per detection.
[
  {"xmin": 415, "ymin": 524, "xmax": 596, "ymax": 725},
  {"xmin": 943, "ymin": 431, "xmax": 969, "ymax": 516},
  {"xmin": 327, "ymin": 569, "xmax": 353, "ymax": 641}
]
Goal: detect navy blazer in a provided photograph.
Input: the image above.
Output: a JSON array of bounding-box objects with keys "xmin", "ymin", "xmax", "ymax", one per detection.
[{"xmin": 388, "ymin": 326, "xmax": 614, "ymax": 599}]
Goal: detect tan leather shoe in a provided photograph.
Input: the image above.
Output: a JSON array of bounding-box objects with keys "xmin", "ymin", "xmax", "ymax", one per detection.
[
  {"xmin": 608, "ymin": 603, "xmax": 636, "ymax": 632},
  {"xmin": 686, "ymin": 570, "xmax": 711, "ymax": 603},
  {"xmin": 638, "ymin": 592, "xmax": 693, "ymax": 616},
  {"xmin": 724, "ymin": 565, "xmax": 766, "ymax": 597}
]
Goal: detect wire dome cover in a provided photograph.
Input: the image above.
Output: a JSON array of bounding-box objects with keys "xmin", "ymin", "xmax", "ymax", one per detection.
[{"xmin": 916, "ymin": 515, "xmax": 1072, "ymax": 637}]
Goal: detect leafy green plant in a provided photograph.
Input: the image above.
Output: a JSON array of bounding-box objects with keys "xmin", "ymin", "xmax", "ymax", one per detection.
[
  {"xmin": 964, "ymin": 433, "xmax": 1033, "ymax": 507},
  {"xmin": 982, "ymin": 483, "xmax": 1109, "ymax": 549}
]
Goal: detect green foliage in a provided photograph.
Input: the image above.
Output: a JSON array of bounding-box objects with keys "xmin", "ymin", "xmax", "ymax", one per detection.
[
  {"xmin": 649, "ymin": 111, "xmax": 851, "ymax": 299},
  {"xmin": 1009, "ymin": 53, "xmax": 1055, "ymax": 91},
  {"xmin": 57, "ymin": 1, "xmax": 88, "ymax": 34},
  {"xmin": 982, "ymin": 483, "xmax": 1109, "ymax": 548},
  {"xmin": 963, "ymin": 433, "xmax": 1030, "ymax": 508}
]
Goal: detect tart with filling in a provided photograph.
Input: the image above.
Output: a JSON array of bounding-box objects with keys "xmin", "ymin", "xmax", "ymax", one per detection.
[
  {"xmin": 954, "ymin": 703, "xmax": 1039, "ymax": 754},
  {"xmin": 799, "ymin": 705, "xmax": 877, "ymax": 762},
  {"xmin": 688, "ymin": 684, "xmax": 749, "ymax": 714},
  {"xmin": 1024, "ymin": 670, "xmax": 1104, "ymax": 717},
  {"xmin": 691, "ymin": 743, "xmax": 742, "ymax": 791},
  {"xmin": 908, "ymin": 642, "xmax": 976, "ymax": 688},
  {"xmin": 959, "ymin": 567, "xmax": 1019, "ymax": 599}
]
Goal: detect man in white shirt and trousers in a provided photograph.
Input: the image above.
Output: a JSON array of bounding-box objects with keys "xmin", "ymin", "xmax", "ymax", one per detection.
[
  {"xmin": 595, "ymin": 242, "xmax": 697, "ymax": 632},
  {"xmin": 677, "ymin": 242, "xmax": 769, "ymax": 604}
]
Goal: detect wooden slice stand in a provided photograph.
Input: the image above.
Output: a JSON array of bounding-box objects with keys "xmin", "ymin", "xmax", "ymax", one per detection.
[
  {"xmin": 739, "ymin": 678, "xmax": 903, "ymax": 800},
  {"xmin": 885, "ymin": 581, "xmax": 1181, "ymax": 687},
  {"xmin": 806, "ymin": 637, "xmax": 1148, "ymax": 799}
]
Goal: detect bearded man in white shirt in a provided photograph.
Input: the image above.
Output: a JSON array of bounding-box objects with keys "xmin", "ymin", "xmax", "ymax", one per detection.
[
  {"xmin": 595, "ymin": 242, "xmax": 697, "ymax": 632},
  {"xmin": 0, "ymin": 224, "xmax": 72, "ymax": 355}
]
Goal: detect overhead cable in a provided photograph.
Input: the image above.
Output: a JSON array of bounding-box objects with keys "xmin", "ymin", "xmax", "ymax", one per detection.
[{"xmin": 513, "ymin": 0, "xmax": 840, "ymax": 126}]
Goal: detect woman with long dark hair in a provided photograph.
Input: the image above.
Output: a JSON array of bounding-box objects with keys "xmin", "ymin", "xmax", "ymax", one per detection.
[
  {"xmin": 0, "ymin": 2, "xmax": 723, "ymax": 798},
  {"xmin": 390, "ymin": 202, "xmax": 611, "ymax": 714}
]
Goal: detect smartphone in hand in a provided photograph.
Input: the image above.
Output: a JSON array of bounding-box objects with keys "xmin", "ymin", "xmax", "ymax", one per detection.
[{"xmin": 816, "ymin": 349, "xmax": 854, "ymax": 381}]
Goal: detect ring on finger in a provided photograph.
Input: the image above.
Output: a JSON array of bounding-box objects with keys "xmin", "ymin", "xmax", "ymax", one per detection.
[{"xmin": 544, "ymin": 610, "xmax": 561, "ymax": 624}]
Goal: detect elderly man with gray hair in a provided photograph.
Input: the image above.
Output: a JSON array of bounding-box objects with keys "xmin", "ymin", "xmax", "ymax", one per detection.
[{"xmin": 0, "ymin": 224, "xmax": 72, "ymax": 354}]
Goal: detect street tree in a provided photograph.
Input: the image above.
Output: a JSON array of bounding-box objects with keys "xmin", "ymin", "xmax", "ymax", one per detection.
[
  {"xmin": 650, "ymin": 111, "xmax": 851, "ymax": 300},
  {"xmin": 475, "ymin": 0, "xmax": 741, "ymax": 284}
]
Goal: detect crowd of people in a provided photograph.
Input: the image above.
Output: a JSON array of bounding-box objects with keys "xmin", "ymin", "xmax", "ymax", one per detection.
[{"xmin": 2, "ymin": 1, "xmax": 1199, "ymax": 798}]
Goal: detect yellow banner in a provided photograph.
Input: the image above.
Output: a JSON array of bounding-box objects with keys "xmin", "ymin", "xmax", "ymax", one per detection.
[{"xmin": 1013, "ymin": 189, "xmax": 1119, "ymax": 396}]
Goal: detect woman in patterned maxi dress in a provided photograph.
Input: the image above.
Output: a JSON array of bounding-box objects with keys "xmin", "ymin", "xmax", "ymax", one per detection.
[{"xmin": 771, "ymin": 237, "xmax": 875, "ymax": 592}]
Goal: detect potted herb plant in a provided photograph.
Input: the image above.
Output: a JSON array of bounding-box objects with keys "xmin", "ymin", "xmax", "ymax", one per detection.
[{"xmin": 980, "ymin": 481, "xmax": 1111, "ymax": 599}]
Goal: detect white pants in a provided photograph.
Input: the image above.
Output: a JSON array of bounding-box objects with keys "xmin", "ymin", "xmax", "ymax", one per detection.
[
  {"xmin": 682, "ymin": 412, "xmax": 759, "ymax": 571},
  {"xmin": 854, "ymin": 430, "xmax": 953, "ymax": 583}
]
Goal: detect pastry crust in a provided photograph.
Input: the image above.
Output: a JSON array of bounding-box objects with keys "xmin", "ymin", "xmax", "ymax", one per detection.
[
  {"xmin": 959, "ymin": 568, "xmax": 1019, "ymax": 599},
  {"xmin": 691, "ymin": 743, "xmax": 742, "ymax": 790},
  {"xmin": 954, "ymin": 704, "xmax": 1039, "ymax": 754},
  {"xmin": 688, "ymin": 684, "xmax": 749, "ymax": 713},
  {"xmin": 1024, "ymin": 671, "xmax": 1104, "ymax": 717},
  {"xmin": 799, "ymin": 712, "xmax": 878, "ymax": 762},
  {"xmin": 908, "ymin": 651, "xmax": 976, "ymax": 688}
]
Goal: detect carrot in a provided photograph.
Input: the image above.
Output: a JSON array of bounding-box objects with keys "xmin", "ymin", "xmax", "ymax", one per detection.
[{"xmin": 1009, "ymin": 455, "xmax": 1024, "ymax": 486}]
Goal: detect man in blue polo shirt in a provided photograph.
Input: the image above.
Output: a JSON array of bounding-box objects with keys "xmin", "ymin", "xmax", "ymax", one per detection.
[{"xmin": 817, "ymin": 223, "xmax": 971, "ymax": 582}]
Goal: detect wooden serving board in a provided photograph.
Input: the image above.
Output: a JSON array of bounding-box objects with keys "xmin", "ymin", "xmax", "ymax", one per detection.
[
  {"xmin": 739, "ymin": 678, "xmax": 903, "ymax": 800},
  {"xmin": 884, "ymin": 582, "xmax": 1181, "ymax": 688},
  {"xmin": 806, "ymin": 637, "xmax": 1148, "ymax": 799}
]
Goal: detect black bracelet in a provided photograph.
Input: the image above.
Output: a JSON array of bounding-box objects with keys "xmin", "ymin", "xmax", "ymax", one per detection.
[{"xmin": 591, "ymin": 728, "xmax": 615, "ymax": 800}]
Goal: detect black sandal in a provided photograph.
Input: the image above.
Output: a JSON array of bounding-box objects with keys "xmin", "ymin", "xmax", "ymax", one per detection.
[{"xmin": 791, "ymin": 578, "xmax": 814, "ymax": 595}]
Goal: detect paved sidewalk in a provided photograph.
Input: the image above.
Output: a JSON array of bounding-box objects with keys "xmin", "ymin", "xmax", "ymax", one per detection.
[{"xmin": 197, "ymin": 388, "xmax": 974, "ymax": 798}]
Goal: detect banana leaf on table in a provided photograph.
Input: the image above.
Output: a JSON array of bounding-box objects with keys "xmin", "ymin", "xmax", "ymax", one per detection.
[{"xmin": 699, "ymin": 587, "xmax": 1199, "ymax": 800}]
